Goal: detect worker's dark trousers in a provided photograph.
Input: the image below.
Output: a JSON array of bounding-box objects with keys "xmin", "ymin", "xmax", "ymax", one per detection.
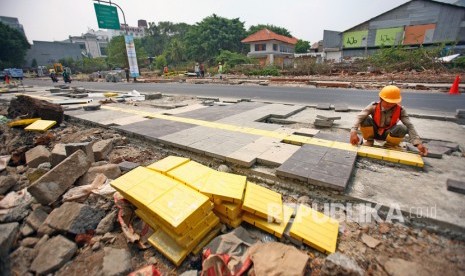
[{"xmin": 361, "ymin": 117, "xmax": 407, "ymax": 140}]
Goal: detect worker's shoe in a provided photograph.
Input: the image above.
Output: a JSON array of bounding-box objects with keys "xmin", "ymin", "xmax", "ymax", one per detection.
[
  {"xmin": 362, "ymin": 139, "xmax": 374, "ymax": 146},
  {"xmin": 385, "ymin": 134, "xmax": 404, "ymax": 150},
  {"xmin": 360, "ymin": 126, "xmax": 374, "ymax": 141}
]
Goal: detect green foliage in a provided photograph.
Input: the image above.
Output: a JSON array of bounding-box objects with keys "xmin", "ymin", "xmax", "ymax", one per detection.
[
  {"xmin": 81, "ymin": 57, "xmax": 108, "ymax": 73},
  {"xmin": 295, "ymin": 39, "xmax": 311, "ymax": 53},
  {"xmin": 31, "ymin": 59, "xmax": 37, "ymax": 68},
  {"xmin": 164, "ymin": 38, "xmax": 185, "ymax": 65},
  {"xmin": 247, "ymin": 24, "xmax": 292, "ymax": 37},
  {"xmin": 451, "ymin": 56, "xmax": 465, "ymax": 69},
  {"xmin": 184, "ymin": 14, "xmax": 246, "ymax": 63},
  {"xmin": 142, "ymin": 21, "xmax": 191, "ymax": 57},
  {"xmin": 215, "ymin": 50, "xmax": 251, "ymax": 69},
  {"xmin": 366, "ymin": 44, "xmax": 444, "ymax": 72},
  {"xmin": 0, "ymin": 22, "xmax": 30, "ymax": 68},
  {"xmin": 155, "ymin": 55, "xmax": 167, "ymax": 70},
  {"xmin": 106, "ymin": 36, "xmax": 148, "ymax": 69},
  {"xmin": 245, "ymin": 66, "xmax": 280, "ymax": 76}
]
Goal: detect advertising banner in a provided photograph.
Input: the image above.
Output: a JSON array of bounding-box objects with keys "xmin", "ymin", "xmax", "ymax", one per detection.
[
  {"xmin": 375, "ymin": 27, "xmax": 404, "ymax": 46},
  {"xmin": 343, "ymin": 30, "xmax": 368, "ymax": 48},
  {"xmin": 124, "ymin": 35, "xmax": 139, "ymax": 78}
]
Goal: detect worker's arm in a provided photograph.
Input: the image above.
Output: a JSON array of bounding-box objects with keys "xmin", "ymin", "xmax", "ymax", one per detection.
[
  {"xmin": 350, "ymin": 103, "xmax": 375, "ymax": 145},
  {"xmin": 400, "ymin": 108, "xmax": 428, "ymax": 156}
]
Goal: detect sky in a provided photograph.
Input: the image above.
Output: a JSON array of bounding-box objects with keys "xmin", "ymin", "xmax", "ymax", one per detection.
[{"xmin": 2, "ymin": 0, "xmax": 413, "ymax": 44}]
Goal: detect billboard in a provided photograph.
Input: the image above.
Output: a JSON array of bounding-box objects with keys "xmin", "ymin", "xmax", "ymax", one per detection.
[
  {"xmin": 343, "ymin": 30, "xmax": 368, "ymax": 48},
  {"xmin": 375, "ymin": 27, "xmax": 404, "ymax": 46}
]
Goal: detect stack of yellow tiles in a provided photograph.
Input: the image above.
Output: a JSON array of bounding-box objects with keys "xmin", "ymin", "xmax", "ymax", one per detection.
[
  {"xmin": 110, "ymin": 165, "xmax": 219, "ymax": 266},
  {"xmin": 241, "ymin": 182, "xmax": 293, "ymax": 238}
]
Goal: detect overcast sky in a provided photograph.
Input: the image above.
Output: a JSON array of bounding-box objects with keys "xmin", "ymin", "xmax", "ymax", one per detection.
[{"xmin": 3, "ymin": 0, "xmax": 411, "ymax": 44}]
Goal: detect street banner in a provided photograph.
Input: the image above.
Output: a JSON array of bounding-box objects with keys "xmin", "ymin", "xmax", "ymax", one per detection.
[{"xmin": 124, "ymin": 35, "xmax": 140, "ymax": 77}]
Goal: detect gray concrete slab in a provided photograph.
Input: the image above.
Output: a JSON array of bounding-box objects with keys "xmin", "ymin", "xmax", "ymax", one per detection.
[
  {"xmin": 178, "ymin": 102, "xmax": 265, "ymax": 120},
  {"xmin": 257, "ymin": 143, "xmax": 300, "ymax": 167},
  {"xmin": 115, "ymin": 118, "xmax": 195, "ymax": 140},
  {"xmin": 74, "ymin": 110, "xmax": 135, "ymax": 126},
  {"xmin": 100, "ymin": 115, "xmax": 149, "ymax": 126}
]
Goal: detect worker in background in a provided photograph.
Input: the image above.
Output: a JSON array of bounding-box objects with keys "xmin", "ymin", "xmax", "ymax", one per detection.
[
  {"xmin": 218, "ymin": 62, "xmax": 223, "ymax": 80},
  {"xmin": 125, "ymin": 68, "xmax": 130, "ymax": 83},
  {"xmin": 194, "ymin": 62, "xmax": 200, "ymax": 78},
  {"xmin": 349, "ymin": 85, "xmax": 428, "ymax": 156}
]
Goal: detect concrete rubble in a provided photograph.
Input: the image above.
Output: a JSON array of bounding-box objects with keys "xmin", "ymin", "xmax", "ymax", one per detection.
[{"xmin": 0, "ymin": 84, "xmax": 464, "ymax": 275}]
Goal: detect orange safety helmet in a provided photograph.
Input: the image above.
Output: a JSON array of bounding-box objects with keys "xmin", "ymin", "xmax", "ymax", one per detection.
[{"xmin": 379, "ymin": 85, "xmax": 402, "ymax": 103}]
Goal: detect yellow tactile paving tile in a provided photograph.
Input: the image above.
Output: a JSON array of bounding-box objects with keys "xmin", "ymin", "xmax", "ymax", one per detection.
[
  {"xmin": 167, "ymin": 161, "xmax": 214, "ymax": 191},
  {"xmin": 147, "ymin": 156, "xmax": 190, "ymax": 174},
  {"xmin": 242, "ymin": 205, "xmax": 293, "ymax": 238},
  {"xmin": 214, "ymin": 202, "xmax": 243, "ymax": 220},
  {"xmin": 384, "ymin": 150, "xmax": 424, "ymax": 167},
  {"xmin": 24, "ymin": 120, "xmax": 56, "ymax": 131},
  {"xmin": 309, "ymin": 138, "xmax": 336, "ymax": 148},
  {"xmin": 192, "ymin": 224, "xmax": 222, "ymax": 255},
  {"xmin": 111, "ymin": 167, "xmax": 157, "ymax": 193},
  {"xmin": 242, "ymin": 182, "xmax": 283, "ymax": 223},
  {"xmin": 148, "ymin": 214, "xmax": 220, "ymax": 266},
  {"xmin": 147, "ymin": 184, "xmax": 212, "ymax": 235},
  {"xmin": 289, "ymin": 204, "xmax": 339, "ymax": 254},
  {"xmin": 7, "ymin": 118, "xmax": 41, "ymax": 127},
  {"xmin": 214, "ymin": 211, "xmax": 243, "ymax": 228},
  {"xmin": 332, "ymin": 141, "xmax": 358, "ymax": 152},
  {"xmin": 200, "ymin": 171, "xmax": 246, "ymax": 204},
  {"xmin": 282, "ymin": 135, "xmax": 311, "ymax": 145},
  {"xmin": 123, "ymin": 173, "xmax": 179, "ymax": 208},
  {"xmin": 357, "ymin": 146, "xmax": 389, "ymax": 160},
  {"xmin": 137, "ymin": 209, "xmax": 218, "ymax": 248}
]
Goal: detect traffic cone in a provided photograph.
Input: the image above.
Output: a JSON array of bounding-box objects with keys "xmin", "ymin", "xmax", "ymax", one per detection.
[{"xmin": 449, "ymin": 75, "xmax": 461, "ymax": 95}]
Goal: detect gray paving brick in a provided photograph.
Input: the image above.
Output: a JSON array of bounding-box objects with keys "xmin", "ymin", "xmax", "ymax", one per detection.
[
  {"xmin": 276, "ymin": 159, "xmax": 313, "ymax": 182},
  {"xmin": 115, "ymin": 119, "xmax": 195, "ymax": 139},
  {"xmin": 334, "ymin": 104, "xmax": 349, "ymax": 112},
  {"xmin": 447, "ymin": 179, "xmax": 465, "ymax": 195},
  {"xmin": 316, "ymin": 103, "xmax": 331, "ymax": 110},
  {"xmin": 307, "ymin": 170, "xmax": 348, "ymax": 191},
  {"xmin": 314, "ymin": 132, "xmax": 349, "ymax": 143},
  {"xmin": 312, "ymin": 160, "xmax": 353, "ymax": 178},
  {"xmin": 322, "ymin": 149, "xmax": 357, "ymax": 166}
]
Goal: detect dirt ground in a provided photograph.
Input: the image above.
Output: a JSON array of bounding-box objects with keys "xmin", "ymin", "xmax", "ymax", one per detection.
[{"xmin": 1, "ymin": 91, "xmax": 464, "ymax": 275}]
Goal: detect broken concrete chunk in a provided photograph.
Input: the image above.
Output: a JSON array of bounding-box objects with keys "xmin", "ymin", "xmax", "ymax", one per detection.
[
  {"xmin": 92, "ymin": 139, "xmax": 114, "ymax": 161},
  {"xmin": 361, "ymin": 234, "xmax": 381, "ymax": 248},
  {"xmin": 316, "ymin": 103, "xmax": 331, "ymax": 110},
  {"xmin": 30, "ymin": 235, "xmax": 77, "ymax": 275},
  {"xmin": 42, "ymin": 202, "xmax": 104, "ymax": 234},
  {"xmin": 9, "ymin": 246, "xmax": 36, "ymax": 276},
  {"xmin": 0, "ymin": 175, "xmax": 16, "ymax": 195},
  {"xmin": 8, "ymin": 95, "xmax": 64, "ymax": 125},
  {"xmin": 95, "ymin": 210, "xmax": 117, "ymax": 235},
  {"xmin": 321, "ymin": 253, "xmax": 363, "ymax": 276},
  {"xmin": 446, "ymin": 179, "xmax": 465, "ymax": 195},
  {"xmin": 25, "ymin": 146, "xmax": 51, "ymax": 168},
  {"xmin": 77, "ymin": 164, "xmax": 121, "ymax": 186},
  {"xmin": 65, "ymin": 142, "xmax": 95, "ymax": 163},
  {"xmin": 102, "ymin": 248, "xmax": 132, "ymax": 276},
  {"xmin": 383, "ymin": 258, "xmax": 427, "ymax": 276},
  {"xmin": 0, "ymin": 222, "xmax": 19, "ymax": 275},
  {"xmin": 117, "ymin": 161, "xmax": 139, "ymax": 172},
  {"xmin": 145, "ymin": 92, "xmax": 162, "ymax": 100},
  {"xmin": 83, "ymin": 103, "xmax": 101, "ymax": 111},
  {"xmin": 334, "ymin": 104, "xmax": 349, "ymax": 112},
  {"xmin": 293, "ymin": 128, "xmax": 319, "ymax": 137},
  {"xmin": 51, "ymin": 144, "xmax": 67, "ymax": 167},
  {"xmin": 25, "ymin": 208, "xmax": 49, "ymax": 231},
  {"xmin": 314, "ymin": 119, "xmax": 334, "ymax": 128},
  {"xmin": 27, "ymin": 150, "xmax": 91, "ymax": 205}
]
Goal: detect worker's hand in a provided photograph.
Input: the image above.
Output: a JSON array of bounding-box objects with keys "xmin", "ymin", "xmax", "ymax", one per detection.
[
  {"xmin": 350, "ymin": 130, "xmax": 360, "ymax": 146},
  {"xmin": 416, "ymin": 144, "xmax": 428, "ymax": 156}
]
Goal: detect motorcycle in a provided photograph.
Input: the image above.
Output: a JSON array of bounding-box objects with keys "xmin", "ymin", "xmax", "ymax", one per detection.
[
  {"xmin": 50, "ymin": 73, "xmax": 58, "ymax": 83},
  {"xmin": 63, "ymin": 74, "xmax": 72, "ymax": 83}
]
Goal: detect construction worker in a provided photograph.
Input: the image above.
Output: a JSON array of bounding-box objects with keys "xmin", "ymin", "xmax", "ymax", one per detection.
[{"xmin": 349, "ymin": 85, "xmax": 428, "ymax": 156}]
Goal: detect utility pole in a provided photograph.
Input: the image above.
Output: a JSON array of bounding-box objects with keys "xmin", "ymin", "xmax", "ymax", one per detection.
[{"xmin": 93, "ymin": 0, "xmax": 139, "ymax": 82}]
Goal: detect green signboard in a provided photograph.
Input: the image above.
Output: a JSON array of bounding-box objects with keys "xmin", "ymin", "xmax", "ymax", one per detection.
[
  {"xmin": 94, "ymin": 3, "xmax": 120, "ymax": 30},
  {"xmin": 343, "ymin": 30, "xmax": 368, "ymax": 48},
  {"xmin": 375, "ymin": 27, "xmax": 404, "ymax": 46}
]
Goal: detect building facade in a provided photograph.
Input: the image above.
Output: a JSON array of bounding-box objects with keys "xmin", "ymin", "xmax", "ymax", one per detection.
[
  {"xmin": 108, "ymin": 21, "xmax": 148, "ymax": 40},
  {"xmin": 0, "ymin": 16, "xmax": 26, "ymax": 37},
  {"xmin": 241, "ymin": 29, "xmax": 298, "ymax": 68},
  {"xmin": 68, "ymin": 32, "xmax": 109, "ymax": 58},
  {"xmin": 323, "ymin": 0, "xmax": 465, "ymax": 61},
  {"xmin": 25, "ymin": 41, "xmax": 82, "ymax": 67}
]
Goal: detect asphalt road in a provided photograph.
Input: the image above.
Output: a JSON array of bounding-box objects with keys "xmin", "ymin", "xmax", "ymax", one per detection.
[{"xmin": 23, "ymin": 79, "xmax": 465, "ymax": 114}]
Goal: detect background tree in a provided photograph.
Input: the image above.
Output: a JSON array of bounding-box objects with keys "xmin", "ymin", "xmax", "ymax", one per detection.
[
  {"xmin": 184, "ymin": 14, "xmax": 246, "ymax": 63},
  {"xmin": 215, "ymin": 50, "xmax": 251, "ymax": 68},
  {"xmin": 106, "ymin": 36, "xmax": 148, "ymax": 69},
  {"xmin": 0, "ymin": 22, "xmax": 30, "ymax": 68},
  {"xmin": 31, "ymin": 58, "xmax": 38, "ymax": 68},
  {"xmin": 247, "ymin": 24, "xmax": 292, "ymax": 37},
  {"xmin": 295, "ymin": 39, "xmax": 311, "ymax": 53},
  {"xmin": 141, "ymin": 21, "xmax": 191, "ymax": 57}
]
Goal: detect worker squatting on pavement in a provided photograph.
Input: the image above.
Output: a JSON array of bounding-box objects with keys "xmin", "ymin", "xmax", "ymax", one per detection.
[{"xmin": 349, "ymin": 85, "xmax": 429, "ymax": 156}]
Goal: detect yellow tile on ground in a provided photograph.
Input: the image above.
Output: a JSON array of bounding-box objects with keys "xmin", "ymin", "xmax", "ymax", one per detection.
[
  {"xmin": 357, "ymin": 146, "xmax": 389, "ymax": 160},
  {"xmin": 167, "ymin": 161, "xmax": 214, "ymax": 191},
  {"xmin": 111, "ymin": 166, "xmax": 156, "ymax": 193},
  {"xmin": 147, "ymin": 184, "xmax": 212, "ymax": 235},
  {"xmin": 242, "ymin": 182, "xmax": 283, "ymax": 223},
  {"xmin": 147, "ymin": 156, "xmax": 190, "ymax": 174},
  {"xmin": 308, "ymin": 138, "xmax": 335, "ymax": 148},
  {"xmin": 331, "ymin": 141, "xmax": 358, "ymax": 152},
  {"xmin": 192, "ymin": 224, "xmax": 222, "ymax": 255},
  {"xmin": 148, "ymin": 229, "xmax": 189, "ymax": 266},
  {"xmin": 135, "ymin": 209, "xmax": 159, "ymax": 232},
  {"xmin": 200, "ymin": 171, "xmax": 246, "ymax": 204},
  {"xmin": 385, "ymin": 150, "xmax": 424, "ymax": 167},
  {"xmin": 282, "ymin": 135, "xmax": 307, "ymax": 145},
  {"xmin": 7, "ymin": 118, "xmax": 41, "ymax": 127},
  {"xmin": 289, "ymin": 204, "xmax": 339, "ymax": 254},
  {"xmin": 124, "ymin": 172, "xmax": 179, "ymax": 208},
  {"xmin": 214, "ymin": 211, "xmax": 243, "ymax": 228},
  {"xmin": 214, "ymin": 202, "xmax": 242, "ymax": 220},
  {"xmin": 24, "ymin": 120, "xmax": 56, "ymax": 131},
  {"xmin": 242, "ymin": 205, "xmax": 293, "ymax": 238},
  {"xmin": 148, "ymin": 214, "xmax": 220, "ymax": 266}
]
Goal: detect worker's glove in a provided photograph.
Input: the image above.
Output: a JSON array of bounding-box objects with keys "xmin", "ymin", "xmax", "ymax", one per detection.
[
  {"xmin": 416, "ymin": 144, "xmax": 428, "ymax": 156},
  {"xmin": 350, "ymin": 130, "xmax": 360, "ymax": 146}
]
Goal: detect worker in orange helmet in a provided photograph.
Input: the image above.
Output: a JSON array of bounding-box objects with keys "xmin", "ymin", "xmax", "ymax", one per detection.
[{"xmin": 349, "ymin": 85, "xmax": 428, "ymax": 156}]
